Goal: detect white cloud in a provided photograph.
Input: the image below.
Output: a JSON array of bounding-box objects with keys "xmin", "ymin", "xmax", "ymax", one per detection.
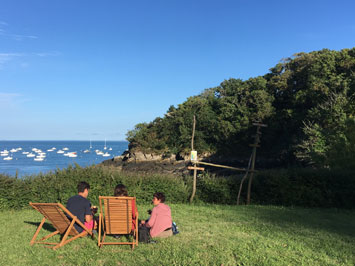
[
  {"xmin": 0, "ymin": 30, "xmax": 38, "ymax": 40},
  {"xmin": 0, "ymin": 21, "xmax": 38, "ymax": 40},
  {"xmin": 0, "ymin": 93, "xmax": 28, "ymax": 109},
  {"xmin": 0, "ymin": 52, "xmax": 60, "ymax": 69},
  {"xmin": 33, "ymin": 52, "xmax": 60, "ymax": 57},
  {"xmin": 10, "ymin": 34, "xmax": 38, "ymax": 41},
  {"xmin": 0, "ymin": 53, "xmax": 24, "ymax": 69}
]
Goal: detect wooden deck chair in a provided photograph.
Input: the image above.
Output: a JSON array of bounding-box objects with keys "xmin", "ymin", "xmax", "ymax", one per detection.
[
  {"xmin": 29, "ymin": 202, "xmax": 93, "ymax": 250},
  {"xmin": 98, "ymin": 196, "xmax": 138, "ymax": 250}
]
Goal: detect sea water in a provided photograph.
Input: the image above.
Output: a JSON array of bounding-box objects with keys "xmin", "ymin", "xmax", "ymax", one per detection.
[{"xmin": 0, "ymin": 140, "xmax": 128, "ymax": 178}]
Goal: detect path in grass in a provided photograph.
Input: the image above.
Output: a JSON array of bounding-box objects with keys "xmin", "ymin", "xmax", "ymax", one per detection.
[{"xmin": 0, "ymin": 204, "xmax": 354, "ymax": 265}]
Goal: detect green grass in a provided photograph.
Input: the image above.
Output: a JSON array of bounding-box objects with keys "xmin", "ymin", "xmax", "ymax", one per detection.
[{"xmin": 1, "ymin": 204, "xmax": 354, "ymax": 266}]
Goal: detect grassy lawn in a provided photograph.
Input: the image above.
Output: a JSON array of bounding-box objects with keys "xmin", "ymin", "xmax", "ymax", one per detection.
[{"xmin": 0, "ymin": 204, "xmax": 354, "ymax": 266}]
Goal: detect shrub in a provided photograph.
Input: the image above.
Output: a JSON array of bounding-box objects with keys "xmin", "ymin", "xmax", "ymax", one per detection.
[
  {"xmin": 0, "ymin": 165, "xmax": 190, "ymax": 210},
  {"xmin": 252, "ymin": 168, "xmax": 355, "ymax": 208},
  {"xmin": 0, "ymin": 166, "xmax": 354, "ymax": 210},
  {"xmin": 195, "ymin": 172, "xmax": 241, "ymax": 204}
]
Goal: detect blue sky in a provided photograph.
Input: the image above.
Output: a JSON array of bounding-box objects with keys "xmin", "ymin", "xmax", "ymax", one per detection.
[{"xmin": 1, "ymin": 0, "xmax": 354, "ymax": 140}]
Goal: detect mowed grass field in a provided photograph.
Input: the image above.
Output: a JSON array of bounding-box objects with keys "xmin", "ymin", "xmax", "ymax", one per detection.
[{"xmin": 0, "ymin": 204, "xmax": 354, "ymax": 266}]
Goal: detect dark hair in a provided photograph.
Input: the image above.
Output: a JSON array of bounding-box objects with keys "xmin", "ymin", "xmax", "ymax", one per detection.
[
  {"xmin": 114, "ymin": 184, "xmax": 128, "ymax": 197},
  {"xmin": 153, "ymin": 192, "xmax": 165, "ymax": 203},
  {"xmin": 77, "ymin": 181, "xmax": 90, "ymax": 193}
]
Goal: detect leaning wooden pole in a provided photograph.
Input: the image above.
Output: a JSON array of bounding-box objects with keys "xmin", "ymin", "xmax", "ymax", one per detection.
[
  {"xmin": 190, "ymin": 115, "xmax": 197, "ymax": 203},
  {"xmin": 246, "ymin": 142, "xmax": 258, "ymax": 205},
  {"xmin": 237, "ymin": 154, "xmax": 252, "ymax": 205},
  {"xmin": 246, "ymin": 122, "xmax": 267, "ymax": 205}
]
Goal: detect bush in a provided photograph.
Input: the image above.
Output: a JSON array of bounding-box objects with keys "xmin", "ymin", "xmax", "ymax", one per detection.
[
  {"xmin": 0, "ymin": 165, "xmax": 354, "ymax": 210},
  {"xmin": 0, "ymin": 165, "xmax": 190, "ymax": 210},
  {"xmin": 252, "ymin": 168, "xmax": 355, "ymax": 208},
  {"xmin": 195, "ymin": 172, "xmax": 241, "ymax": 204}
]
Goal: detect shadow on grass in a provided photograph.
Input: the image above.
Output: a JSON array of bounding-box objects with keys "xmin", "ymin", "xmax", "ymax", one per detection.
[
  {"xmin": 24, "ymin": 221, "xmax": 57, "ymax": 233},
  {"xmin": 249, "ymin": 206, "xmax": 355, "ymax": 238}
]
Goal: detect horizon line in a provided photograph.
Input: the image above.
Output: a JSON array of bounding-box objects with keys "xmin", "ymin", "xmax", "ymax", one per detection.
[{"xmin": 0, "ymin": 139, "xmax": 128, "ymax": 142}]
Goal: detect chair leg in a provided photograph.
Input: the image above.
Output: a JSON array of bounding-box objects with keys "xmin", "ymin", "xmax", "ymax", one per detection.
[
  {"xmin": 135, "ymin": 215, "xmax": 138, "ymax": 246},
  {"xmin": 30, "ymin": 217, "xmax": 46, "ymax": 246},
  {"xmin": 40, "ymin": 230, "xmax": 60, "ymax": 241},
  {"xmin": 101, "ymin": 232, "xmax": 106, "ymax": 248},
  {"xmin": 53, "ymin": 230, "xmax": 87, "ymax": 250},
  {"xmin": 54, "ymin": 218, "xmax": 76, "ymax": 250},
  {"xmin": 98, "ymin": 213, "xmax": 102, "ymax": 247}
]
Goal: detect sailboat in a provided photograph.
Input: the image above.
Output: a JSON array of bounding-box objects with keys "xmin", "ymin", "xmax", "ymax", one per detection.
[
  {"xmin": 84, "ymin": 140, "xmax": 92, "ymax": 153},
  {"xmin": 104, "ymin": 139, "xmax": 107, "ymax": 150}
]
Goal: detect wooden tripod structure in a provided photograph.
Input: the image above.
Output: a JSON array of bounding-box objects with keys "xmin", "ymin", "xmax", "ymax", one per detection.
[{"xmin": 188, "ymin": 117, "xmax": 267, "ymax": 204}]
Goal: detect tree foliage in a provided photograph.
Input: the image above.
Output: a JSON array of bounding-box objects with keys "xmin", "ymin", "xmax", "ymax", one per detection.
[{"xmin": 126, "ymin": 48, "xmax": 355, "ymax": 169}]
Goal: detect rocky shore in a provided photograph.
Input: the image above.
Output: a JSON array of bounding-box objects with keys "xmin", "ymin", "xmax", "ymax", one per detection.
[
  {"xmin": 100, "ymin": 149, "xmax": 258, "ymax": 176},
  {"xmin": 100, "ymin": 150, "xmax": 191, "ymax": 175}
]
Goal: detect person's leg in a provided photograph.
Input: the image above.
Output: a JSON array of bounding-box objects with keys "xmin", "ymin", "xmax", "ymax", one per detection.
[{"xmin": 154, "ymin": 229, "xmax": 173, "ymax": 238}]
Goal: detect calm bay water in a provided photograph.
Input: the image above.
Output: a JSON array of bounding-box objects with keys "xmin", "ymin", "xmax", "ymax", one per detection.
[{"xmin": 0, "ymin": 140, "xmax": 128, "ymax": 178}]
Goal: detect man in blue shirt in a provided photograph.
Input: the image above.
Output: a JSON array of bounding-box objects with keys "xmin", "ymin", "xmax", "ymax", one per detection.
[{"xmin": 66, "ymin": 181, "xmax": 93, "ymax": 233}]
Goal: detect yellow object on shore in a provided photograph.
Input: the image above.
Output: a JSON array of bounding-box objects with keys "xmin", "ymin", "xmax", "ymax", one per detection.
[{"xmin": 190, "ymin": 150, "xmax": 197, "ymax": 162}]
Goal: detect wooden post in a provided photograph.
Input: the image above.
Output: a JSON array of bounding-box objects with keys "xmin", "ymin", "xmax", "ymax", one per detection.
[
  {"xmin": 246, "ymin": 143, "xmax": 257, "ymax": 205},
  {"xmin": 246, "ymin": 122, "xmax": 267, "ymax": 205},
  {"xmin": 190, "ymin": 167, "xmax": 197, "ymax": 203},
  {"xmin": 191, "ymin": 115, "xmax": 195, "ymax": 151},
  {"xmin": 190, "ymin": 115, "xmax": 197, "ymax": 203},
  {"xmin": 237, "ymin": 154, "xmax": 252, "ymax": 205}
]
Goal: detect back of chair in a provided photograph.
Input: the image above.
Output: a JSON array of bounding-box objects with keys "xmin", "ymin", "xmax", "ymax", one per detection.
[
  {"xmin": 30, "ymin": 203, "xmax": 78, "ymax": 235},
  {"xmin": 99, "ymin": 196, "xmax": 133, "ymax": 235}
]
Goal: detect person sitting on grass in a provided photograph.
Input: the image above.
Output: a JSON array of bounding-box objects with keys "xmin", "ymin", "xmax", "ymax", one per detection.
[
  {"xmin": 114, "ymin": 184, "xmax": 138, "ymax": 231},
  {"xmin": 66, "ymin": 181, "xmax": 95, "ymax": 232},
  {"xmin": 139, "ymin": 192, "xmax": 173, "ymax": 240}
]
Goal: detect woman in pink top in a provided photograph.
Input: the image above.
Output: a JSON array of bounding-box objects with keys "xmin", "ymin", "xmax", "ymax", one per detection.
[{"xmin": 141, "ymin": 192, "xmax": 172, "ymax": 238}]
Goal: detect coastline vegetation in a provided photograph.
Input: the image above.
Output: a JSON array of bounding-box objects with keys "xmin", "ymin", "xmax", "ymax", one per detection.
[
  {"xmin": 127, "ymin": 48, "xmax": 355, "ymax": 170},
  {"xmin": 1, "ymin": 164, "xmax": 354, "ymax": 210}
]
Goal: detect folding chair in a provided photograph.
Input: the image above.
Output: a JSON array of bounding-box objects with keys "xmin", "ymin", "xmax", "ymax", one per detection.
[
  {"xmin": 98, "ymin": 196, "xmax": 138, "ymax": 250},
  {"xmin": 29, "ymin": 202, "xmax": 93, "ymax": 250}
]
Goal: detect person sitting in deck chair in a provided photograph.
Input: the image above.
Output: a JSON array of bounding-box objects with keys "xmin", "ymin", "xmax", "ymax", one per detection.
[
  {"xmin": 114, "ymin": 184, "xmax": 138, "ymax": 232},
  {"xmin": 66, "ymin": 181, "xmax": 95, "ymax": 232}
]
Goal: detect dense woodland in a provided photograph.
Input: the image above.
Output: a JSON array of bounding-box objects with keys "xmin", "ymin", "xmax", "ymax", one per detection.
[{"xmin": 127, "ymin": 48, "xmax": 355, "ymax": 169}]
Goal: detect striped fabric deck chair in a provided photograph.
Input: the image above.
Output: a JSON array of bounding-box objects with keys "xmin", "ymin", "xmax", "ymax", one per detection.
[
  {"xmin": 98, "ymin": 196, "xmax": 138, "ymax": 250},
  {"xmin": 29, "ymin": 202, "xmax": 93, "ymax": 250}
]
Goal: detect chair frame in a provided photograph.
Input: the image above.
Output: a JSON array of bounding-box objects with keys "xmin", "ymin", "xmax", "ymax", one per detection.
[
  {"xmin": 98, "ymin": 196, "xmax": 138, "ymax": 250},
  {"xmin": 29, "ymin": 202, "xmax": 93, "ymax": 250}
]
